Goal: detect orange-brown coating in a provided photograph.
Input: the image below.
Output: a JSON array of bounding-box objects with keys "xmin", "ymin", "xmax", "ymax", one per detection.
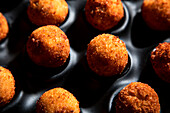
[
  {"xmin": 27, "ymin": 0, "xmax": 68, "ymax": 26},
  {"xmin": 26, "ymin": 25, "xmax": 70, "ymax": 68},
  {"xmin": 142, "ymin": 0, "xmax": 170, "ymax": 31},
  {"xmin": 0, "ymin": 66, "xmax": 15, "ymax": 107},
  {"xmin": 36, "ymin": 87, "xmax": 80, "ymax": 113},
  {"xmin": 86, "ymin": 34, "xmax": 128, "ymax": 77},
  {"xmin": 85, "ymin": 0, "xmax": 124, "ymax": 31},
  {"xmin": 150, "ymin": 42, "xmax": 170, "ymax": 83},
  {"xmin": 116, "ymin": 82, "xmax": 160, "ymax": 113},
  {"xmin": 0, "ymin": 12, "xmax": 9, "ymax": 41}
]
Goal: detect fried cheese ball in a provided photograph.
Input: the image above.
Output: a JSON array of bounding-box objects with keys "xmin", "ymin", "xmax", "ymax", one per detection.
[
  {"xmin": 142, "ymin": 0, "xmax": 170, "ymax": 31},
  {"xmin": 116, "ymin": 82, "xmax": 160, "ymax": 113},
  {"xmin": 150, "ymin": 42, "xmax": 170, "ymax": 83},
  {"xmin": 27, "ymin": 0, "xmax": 68, "ymax": 26},
  {"xmin": 26, "ymin": 25, "xmax": 70, "ymax": 68},
  {"xmin": 36, "ymin": 87, "xmax": 80, "ymax": 113},
  {"xmin": 0, "ymin": 12, "xmax": 9, "ymax": 41},
  {"xmin": 87, "ymin": 34, "xmax": 128, "ymax": 77},
  {"xmin": 0, "ymin": 66, "xmax": 15, "ymax": 107},
  {"xmin": 85, "ymin": 0, "xmax": 124, "ymax": 31}
]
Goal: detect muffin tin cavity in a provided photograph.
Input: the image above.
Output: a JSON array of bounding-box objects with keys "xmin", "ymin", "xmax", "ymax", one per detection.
[{"xmin": 82, "ymin": 2, "xmax": 129, "ymax": 34}]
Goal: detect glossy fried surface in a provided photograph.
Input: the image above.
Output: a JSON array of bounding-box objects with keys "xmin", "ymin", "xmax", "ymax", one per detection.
[
  {"xmin": 26, "ymin": 25, "xmax": 70, "ymax": 68},
  {"xmin": 150, "ymin": 42, "xmax": 170, "ymax": 83},
  {"xmin": 142, "ymin": 0, "xmax": 170, "ymax": 31},
  {"xmin": 85, "ymin": 0, "xmax": 124, "ymax": 31},
  {"xmin": 87, "ymin": 34, "xmax": 128, "ymax": 76},
  {"xmin": 0, "ymin": 12, "xmax": 9, "ymax": 41},
  {"xmin": 116, "ymin": 82, "xmax": 160, "ymax": 113},
  {"xmin": 36, "ymin": 87, "xmax": 80, "ymax": 113},
  {"xmin": 27, "ymin": 0, "xmax": 68, "ymax": 26},
  {"xmin": 0, "ymin": 66, "xmax": 15, "ymax": 107}
]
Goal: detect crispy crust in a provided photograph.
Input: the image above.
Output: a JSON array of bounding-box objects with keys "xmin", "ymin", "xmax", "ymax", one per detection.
[
  {"xmin": 87, "ymin": 34, "xmax": 128, "ymax": 76},
  {"xmin": 27, "ymin": 0, "xmax": 68, "ymax": 26},
  {"xmin": 85, "ymin": 0, "xmax": 124, "ymax": 31},
  {"xmin": 36, "ymin": 87, "xmax": 80, "ymax": 113},
  {"xmin": 26, "ymin": 25, "xmax": 70, "ymax": 68},
  {"xmin": 150, "ymin": 42, "xmax": 170, "ymax": 83},
  {"xmin": 0, "ymin": 12, "xmax": 9, "ymax": 41},
  {"xmin": 0, "ymin": 66, "xmax": 15, "ymax": 107},
  {"xmin": 142, "ymin": 0, "xmax": 170, "ymax": 31},
  {"xmin": 116, "ymin": 82, "xmax": 160, "ymax": 113}
]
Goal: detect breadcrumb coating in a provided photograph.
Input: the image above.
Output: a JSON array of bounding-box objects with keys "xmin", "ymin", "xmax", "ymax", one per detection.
[
  {"xmin": 0, "ymin": 12, "xmax": 9, "ymax": 41},
  {"xmin": 142, "ymin": 0, "xmax": 170, "ymax": 31},
  {"xmin": 0, "ymin": 66, "xmax": 15, "ymax": 107},
  {"xmin": 85, "ymin": 0, "xmax": 124, "ymax": 31},
  {"xmin": 150, "ymin": 42, "xmax": 170, "ymax": 83},
  {"xmin": 87, "ymin": 34, "xmax": 128, "ymax": 76},
  {"xmin": 116, "ymin": 82, "xmax": 160, "ymax": 113},
  {"xmin": 36, "ymin": 87, "xmax": 80, "ymax": 113},
  {"xmin": 26, "ymin": 25, "xmax": 70, "ymax": 68},
  {"xmin": 27, "ymin": 0, "xmax": 68, "ymax": 26}
]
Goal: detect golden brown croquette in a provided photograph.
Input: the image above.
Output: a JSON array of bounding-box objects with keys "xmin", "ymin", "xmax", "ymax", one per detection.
[
  {"xmin": 0, "ymin": 12, "xmax": 9, "ymax": 41},
  {"xmin": 0, "ymin": 66, "xmax": 15, "ymax": 107},
  {"xmin": 26, "ymin": 25, "xmax": 70, "ymax": 68},
  {"xmin": 86, "ymin": 34, "xmax": 128, "ymax": 77},
  {"xmin": 142, "ymin": 0, "xmax": 170, "ymax": 31},
  {"xmin": 36, "ymin": 87, "xmax": 80, "ymax": 113},
  {"xmin": 116, "ymin": 82, "xmax": 160, "ymax": 113},
  {"xmin": 150, "ymin": 42, "xmax": 170, "ymax": 83},
  {"xmin": 27, "ymin": 0, "xmax": 68, "ymax": 26},
  {"xmin": 85, "ymin": 0, "xmax": 124, "ymax": 31}
]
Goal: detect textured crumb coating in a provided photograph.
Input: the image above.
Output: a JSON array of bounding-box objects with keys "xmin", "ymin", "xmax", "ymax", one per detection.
[
  {"xmin": 36, "ymin": 87, "xmax": 80, "ymax": 113},
  {"xmin": 116, "ymin": 82, "xmax": 160, "ymax": 113},
  {"xmin": 150, "ymin": 42, "xmax": 170, "ymax": 83},
  {"xmin": 26, "ymin": 25, "xmax": 70, "ymax": 68},
  {"xmin": 142, "ymin": 0, "xmax": 170, "ymax": 31},
  {"xmin": 27, "ymin": 0, "xmax": 68, "ymax": 26},
  {"xmin": 87, "ymin": 34, "xmax": 128, "ymax": 76},
  {"xmin": 0, "ymin": 66, "xmax": 15, "ymax": 107},
  {"xmin": 85, "ymin": 0, "xmax": 124, "ymax": 31},
  {"xmin": 0, "ymin": 12, "xmax": 9, "ymax": 41}
]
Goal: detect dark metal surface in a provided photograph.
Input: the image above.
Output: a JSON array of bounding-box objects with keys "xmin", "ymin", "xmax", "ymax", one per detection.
[{"xmin": 0, "ymin": 0, "xmax": 170, "ymax": 113}]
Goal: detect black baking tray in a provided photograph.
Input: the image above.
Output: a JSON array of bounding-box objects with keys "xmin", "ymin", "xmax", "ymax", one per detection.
[{"xmin": 0, "ymin": 0, "xmax": 170, "ymax": 113}]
